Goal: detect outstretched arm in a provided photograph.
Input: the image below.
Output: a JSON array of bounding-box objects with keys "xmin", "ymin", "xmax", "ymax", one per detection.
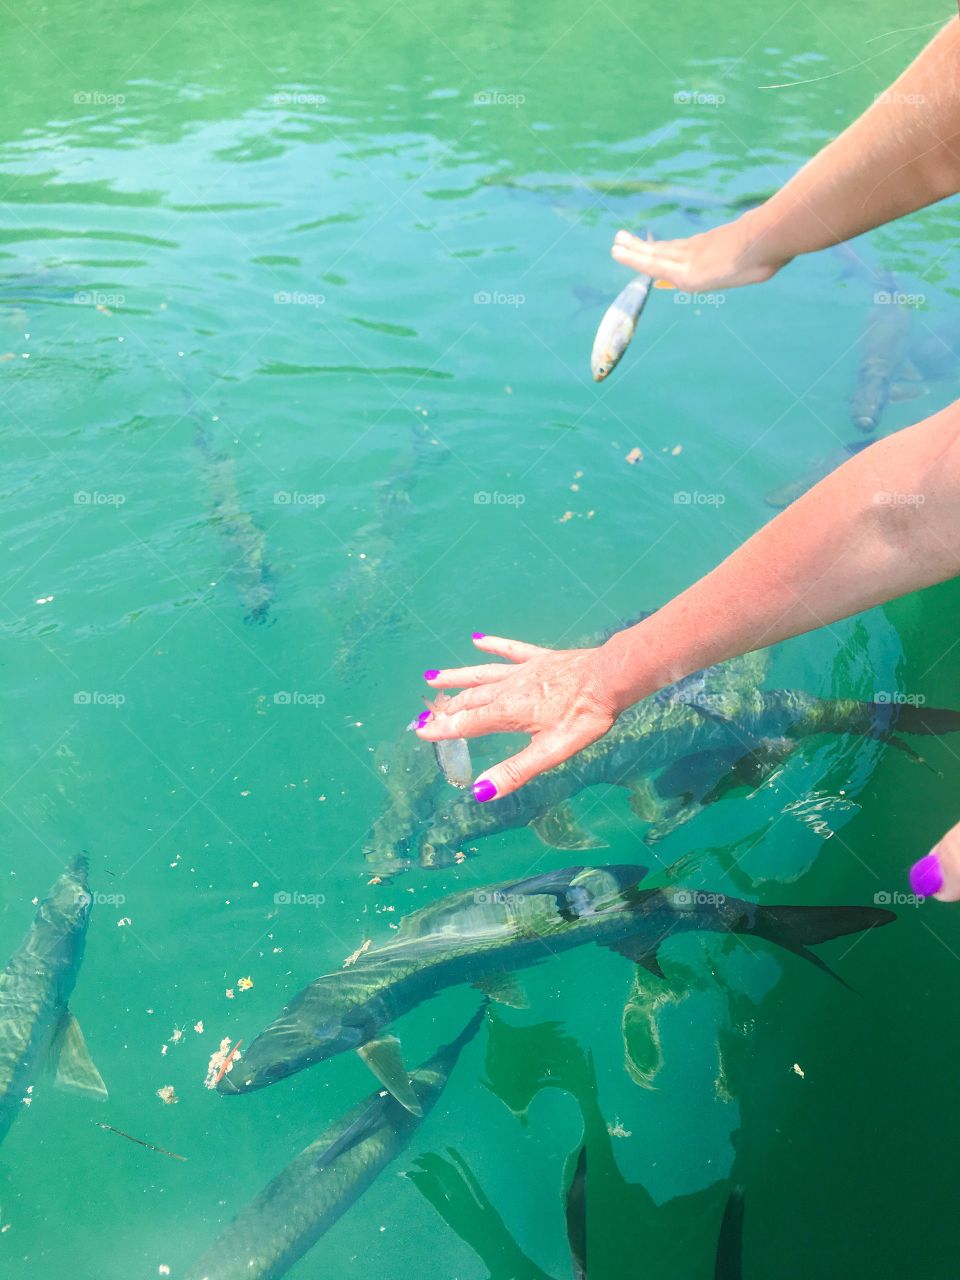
[
  {"xmin": 416, "ymin": 403, "xmax": 960, "ymax": 896},
  {"xmin": 611, "ymin": 17, "xmax": 960, "ymax": 292}
]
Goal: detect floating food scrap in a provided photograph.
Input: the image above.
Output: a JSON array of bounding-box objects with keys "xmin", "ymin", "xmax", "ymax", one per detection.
[
  {"xmin": 791, "ymin": 1063, "xmax": 805, "ymax": 1079},
  {"xmin": 625, "ymin": 447, "xmax": 643, "ymax": 464},
  {"xmin": 193, "ymin": 1021, "xmax": 204, "ymax": 1035},
  {"xmin": 205, "ymin": 1037, "xmax": 242, "ymax": 1089},
  {"xmin": 237, "ymin": 976, "xmax": 254, "ymax": 992},
  {"xmin": 156, "ymin": 1085, "xmax": 178, "ymax": 1105}
]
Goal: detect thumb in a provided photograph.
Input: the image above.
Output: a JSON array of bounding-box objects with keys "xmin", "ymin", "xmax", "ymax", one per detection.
[
  {"xmin": 471, "ymin": 732, "xmax": 588, "ymax": 803},
  {"xmin": 910, "ymin": 819, "xmax": 960, "ymax": 902}
]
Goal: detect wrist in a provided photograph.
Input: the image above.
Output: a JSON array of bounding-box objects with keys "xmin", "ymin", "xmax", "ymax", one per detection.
[
  {"xmin": 595, "ymin": 626, "xmax": 670, "ymax": 716},
  {"xmin": 734, "ymin": 204, "xmax": 796, "ymax": 278}
]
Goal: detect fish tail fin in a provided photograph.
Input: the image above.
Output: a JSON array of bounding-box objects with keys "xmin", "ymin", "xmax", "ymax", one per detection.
[
  {"xmin": 745, "ymin": 903, "xmax": 896, "ymax": 991},
  {"xmin": 798, "ymin": 696, "xmax": 960, "ymax": 740},
  {"xmin": 882, "ymin": 703, "xmax": 960, "ymax": 736},
  {"xmin": 436, "ymin": 1000, "xmax": 489, "ymax": 1065}
]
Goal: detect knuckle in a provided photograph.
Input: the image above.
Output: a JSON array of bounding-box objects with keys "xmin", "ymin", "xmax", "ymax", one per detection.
[{"xmin": 498, "ymin": 758, "xmax": 526, "ymax": 789}]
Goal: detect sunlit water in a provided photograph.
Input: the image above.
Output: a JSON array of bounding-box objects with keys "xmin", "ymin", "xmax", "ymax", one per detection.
[{"xmin": 2, "ymin": 1, "xmax": 960, "ymax": 1276}]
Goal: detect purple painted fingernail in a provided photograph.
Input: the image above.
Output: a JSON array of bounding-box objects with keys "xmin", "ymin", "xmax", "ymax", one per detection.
[
  {"xmin": 415, "ymin": 710, "xmax": 431, "ymax": 729},
  {"xmin": 471, "ymin": 632, "xmax": 486, "ymax": 640},
  {"xmin": 423, "ymin": 669, "xmax": 439, "ymax": 681},
  {"xmin": 473, "ymin": 778, "xmax": 497, "ymax": 803},
  {"xmin": 910, "ymin": 851, "xmax": 944, "ymax": 898}
]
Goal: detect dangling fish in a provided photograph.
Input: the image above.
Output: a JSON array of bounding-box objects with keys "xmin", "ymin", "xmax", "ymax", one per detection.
[{"xmin": 590, "ymin": 231, "xmax": 654, "ymax": 382}]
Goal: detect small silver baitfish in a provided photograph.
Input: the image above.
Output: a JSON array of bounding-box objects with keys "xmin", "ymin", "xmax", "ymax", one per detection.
[
  {"xmin": 591, "ymin": 232, "xmax": 654, "ymax": 382},
  {"xmin": 423, "ymin": 692, "xmax": 473, "ymax": 788}
]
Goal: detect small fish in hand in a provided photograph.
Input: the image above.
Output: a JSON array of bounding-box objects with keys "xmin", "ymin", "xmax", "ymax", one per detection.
[
  {"xmin": 591, "ymin": 230, "xmax": 654, "ymax": 382},
  {"xmin": 420, "ymin": 692, "xmax": 473, "ymax": 788}
]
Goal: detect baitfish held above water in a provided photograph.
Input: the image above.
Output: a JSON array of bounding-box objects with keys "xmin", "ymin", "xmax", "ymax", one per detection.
[
  {"xmin": 188, "ymin": 1004, "xmax": 485, "ymax": 1280},
  {"xmin": 217, "ymin": 862, "xmax": 893, "ymax": 1110},
  {"xmin": 0, "ymin": 855, "xmax": 107, "ymax": 1144},
  {"xmin": 591, "ymin": 248, "xmax": 654, "ymax": 382},
  {"xmin": 364, "ymin": 631, "xmax": 960, "ymax": 876}
]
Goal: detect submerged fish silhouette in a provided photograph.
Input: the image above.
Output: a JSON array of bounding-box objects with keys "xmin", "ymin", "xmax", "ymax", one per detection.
[
  {"xmin": 0, "ymin": 855, "xmax": 107, "ymax": 1144},
  {"xmin": 189, "ymin": 1004, "xmax": 485, "ymax": 1280}
]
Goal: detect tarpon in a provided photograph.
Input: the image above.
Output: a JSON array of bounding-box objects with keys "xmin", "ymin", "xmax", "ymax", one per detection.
[
  {"xmin": 218, "ymin": 863, "xmax": 893, "ymax": 1109},
  {"xmin": 191, "ymin": 403, "xmax": 275, "ymax": 626},
  {"xmin": 188, "ymin": 1004, "xmax": 484, "ymax": 1280},
  {"xmin": 365, "ymin": 643, "xmax": 960, "ymax": 875},
  {"xmin": 591, "ymin": 241, "xmax": 653, "ymax": 381},
  {"xmin": 849, "ymin": 273, "xmax": 912, "ymax": 432},
  {"xmin": 0, "ymin": 855, "xmax": 107, "ymax": 1144}
]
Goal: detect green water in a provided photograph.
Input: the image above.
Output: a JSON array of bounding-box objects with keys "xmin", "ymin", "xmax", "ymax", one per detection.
[{"xmin": 2, "ymin": 0, "xmax": 960, "ymax": 1275}]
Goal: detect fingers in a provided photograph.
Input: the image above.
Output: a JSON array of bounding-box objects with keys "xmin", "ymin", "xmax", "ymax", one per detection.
[
  {"xmin": 910, "ymin": 820, "xmax": 960, "ymax": 902},
  {"xmin": 434, "ymin": 685, "xmax": 497, "ymax": 717},
  {"xmin": 471, "ymin": 634, "xmax": 550, "ymax": 662},
  {"xmin": 471, "ymin": 731, "xmax": 588, "ymax": 802},
  {"xmin": 425, "ymin": 662, "xmax": 513, "ymax": 689},
  {"xmin": 416, "ymin": 701, "xmax": 514, "ymax": 742}
]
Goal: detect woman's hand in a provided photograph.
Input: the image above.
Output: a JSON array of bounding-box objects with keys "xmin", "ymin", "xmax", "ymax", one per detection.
[
  {"xmin": 415, "ymin": 635, "xmax": 621, "ymax": 802},
  {"xmin": 611, "ymin": 209, "xmax": 791, "ymax": 293}
]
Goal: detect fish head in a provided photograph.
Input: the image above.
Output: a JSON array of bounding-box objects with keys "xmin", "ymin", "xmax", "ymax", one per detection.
[
  {"xmin": 590, "ymin": 343, "xmax": 618, "ymax": 382},
  {"xmin": 216, "ymin": 1005, "xmax": 362, "ymax": 1094},
  {"xmin": 33, "ymin": 855, "xmax": 94, "ymax": 967}
]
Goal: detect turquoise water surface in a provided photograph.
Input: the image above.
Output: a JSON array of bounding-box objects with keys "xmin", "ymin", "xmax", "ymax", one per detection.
[{"xmin": 3, "ymin": 2, "xmax": 960, "ymax": 1276}]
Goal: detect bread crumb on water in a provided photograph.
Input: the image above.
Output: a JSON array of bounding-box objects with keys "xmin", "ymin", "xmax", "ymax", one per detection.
[{"xmin": 156, "ymin": 1085, "xmax": 178, "ymax": 1105}]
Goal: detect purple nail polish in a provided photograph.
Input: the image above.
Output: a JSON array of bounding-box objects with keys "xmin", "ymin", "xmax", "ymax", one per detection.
[
  {"xmin": 423, "ymin": 669, "xmax": 439, "ymax": 681},
  {"xmin": 471, "ymin": 632, "xmax": 486, "ymax": 640},
  {"xmin": 910, "ymin": 851, "xmax": 944, "ymax": 898},
  {"xmin": 415, "ymin": 710, "xmax": 431, "ymax": 729},
  {"xmin": 473, "ymin": 778, "xmax": 497, "ymax": 803}
]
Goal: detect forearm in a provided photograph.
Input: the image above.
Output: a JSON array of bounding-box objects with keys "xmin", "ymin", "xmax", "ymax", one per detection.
[
  {"xmin": 745, "ymin": 19, "xmax": 960, "ymax": 264},
  {"xmin": 600, "ymin": 404, "xmax": 960, "ymax": 710}
]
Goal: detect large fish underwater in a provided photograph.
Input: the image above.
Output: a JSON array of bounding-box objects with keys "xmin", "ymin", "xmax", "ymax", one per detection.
[
  {"xmin": 0, "ymin": 855, "xmax": 107, "ymax": 1144},
  {"xmin": 217, "ymin": 863, "xmax": 893, "ymax": 1111},
  {"xmin": 189, "ymin": 1004, "xmax": 484, "ymax": 1280},
  {"xmin": 365, "ymin": 639, "xmax": 960, "ymax": 876}
]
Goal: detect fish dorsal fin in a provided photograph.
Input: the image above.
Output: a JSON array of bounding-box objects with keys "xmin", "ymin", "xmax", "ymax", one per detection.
[
  {"xmin": 531, "ymin": 803, "xmax": 607, "ymax": 851},
  {"xmin": 51, "ymin": 1009, "xmax": 108, "ymax": 1101},
  {"xmin": 472, "ymin": 972, "xmax": 528, "ymax": 1009},
  {"xmin": 357, "ymin": 1036, "xmax": 423, "ymax": 1116},
  {"xmin": 598, "ymin": 934, "xmax": 666, "ymax": 978},
  {"xmin": 313, "ymin": 1097, "xmax": 386, "ymax": 1170}
]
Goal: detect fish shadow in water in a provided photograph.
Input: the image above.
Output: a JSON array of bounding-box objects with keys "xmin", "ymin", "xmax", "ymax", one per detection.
[{"xmin": 411, "ymin": 1013, "xmax": 740, "ymax": 1278}]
